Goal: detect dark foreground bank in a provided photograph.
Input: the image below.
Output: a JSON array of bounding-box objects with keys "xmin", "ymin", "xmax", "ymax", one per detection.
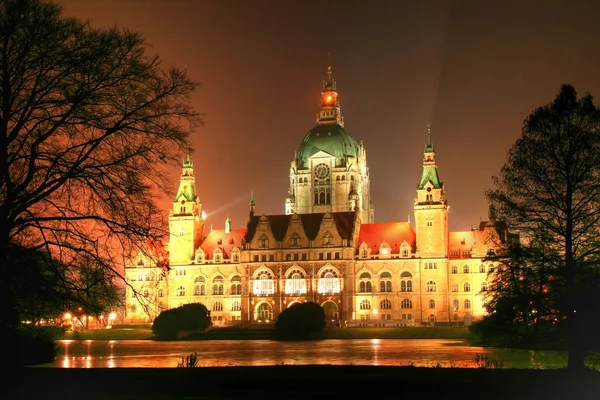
[{"xmin": 10, "ymin": 366, "xmax": 600, "ymax": 400}]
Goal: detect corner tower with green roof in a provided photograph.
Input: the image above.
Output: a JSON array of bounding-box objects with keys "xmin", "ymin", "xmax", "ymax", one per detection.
[
  {"xmin": 169, "ymin": 152, "xmax": 205, "ymax": 265},
  {"xmin": 413, "ymin": 125, "xmax": 449, "ymax": 258},
  {"xmin": 285, "ymin": 66, "xmax": 374, "ymax": 223}
]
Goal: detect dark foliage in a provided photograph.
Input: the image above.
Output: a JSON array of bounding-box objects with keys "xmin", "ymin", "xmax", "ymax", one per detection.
[
  {"xmin": 485, "ymin": 84, "xmax": 600, "ymax": 369},
  {"xmin": 152, "ymin": 303, "xmax": 211, "ymax": 340},
  {"xmin": 0, "ymin": 0, "xmax": 199, "ymax": 363},
  {"xmin": 272, "ymin": 302, "xmax": 325, "ymax": 340},
  {"xmin": 5, "ymin": 325, "xmax": 60, "ymax": 366}
]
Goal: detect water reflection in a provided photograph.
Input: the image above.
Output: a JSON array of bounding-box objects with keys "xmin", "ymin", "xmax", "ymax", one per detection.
[{"xmin": 39, "ymin": 339, "xmax": 567, "ymax": 369}]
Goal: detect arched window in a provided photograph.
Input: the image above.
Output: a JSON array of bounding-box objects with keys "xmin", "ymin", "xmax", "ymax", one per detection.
[
  {"xmin": 464, "ymin": 282, "xmax": 471, "ymax": 292},
  {"xmin": 360, "ymin": 300, "xmax": 371, "ymax": 310},
  {"xmin": 479, "ymin": 264, "xmax": 486, "ymax": 273},
  {"xmin": 231, "ymin": 301, "xmax": 241, "ymax": 311},
  {"xmin": 481, "ymin": 281, "xmax": 488, "ymax": 292},
  {"xmin": 426, "ymin": 280, "xmax": 436, "ymax": 292},
  {"xmin": 177, "ymin": 286, "xmax": 186, "ymax": 297},
  {"xmin": 428, "ymin": 299, "xmax": 435, "ymax": 309},
  {"xmin": 400, "ymin": 299, "xmax": 412, "ymax": 309},
  {"xmin": 359, "ymin": 281, "xmax": 372, "ymax": 293},
  {"xmin": 451, "ymin": 265, "xmax": 457, "ymax": 274},
  {"xmin": 318, "ymin": 270, "xmax": 340, "ymax": 294},
  {"xmin": 158, "ymin": 288, "xmax": 164, "ymax": 297},
  {"xmin": 463, "ymin": 265, "xmax": 470, "ymax": 273},
  {"xmin": 143, "ymin": 288, "xmax": 149, "ymax": 298},
  {"xmin": 452, "ymin": 299, "xmax": 459, "ymax": 310},
  {"xmin": 231, "ymin": 275, "xmax": 242, "ymax": 295},
  {"xmin": 380, "ymin": 299, "xmax": 392, "ymax": 310},
  {"xmin": 259, "ymin": 234, "xmax": 269, "ymax": 249},
  {"xmin": 253, "ymin": 272, "xmax": 275, "ymax": 295},
  {"xmin": 452, "ymin": 283, "xmax": 458, "ymax": 292},
  {"xmin": 212, "ymin": 276, "xmax": 224, "ymax": 295},
  {"xmin": 212, "ymin": 302, "xmax": 223, "ymax": 312},
  {"xmin": 464, "ymin": 299, "xmax": 472, "ymax": 309},
  {"xmin": 285, "ymin": 272, "xmax": 307, "ymax": 294},
  {"xmin": 379, "ymin": 272, "xmax": 392, "ymax": 292},
  {"xmin": 488, "ymin": 264, "xmax": 495, "ymax": 273},
  {"xmin": 359, "ymin": 272, "xmax": 371, "ymax": 292},
  {"xmin": 323, "ymin": 231, "xmax": 333, "ymax": 246},
  {"xmin": 291, "ymin": 233, "xmax": 301, "ymax": 247}
]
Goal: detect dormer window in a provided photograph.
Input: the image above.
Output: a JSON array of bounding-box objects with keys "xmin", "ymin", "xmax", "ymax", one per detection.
[
  {"xmin": 379, "ymin": 241, "xmax": 391, "ymax": 257},
  {"xmin": 213, "ymin": 249, "xmax": 222, "ymax": 263},
  {"xmin": 291, "ymin": 233, "xmax": 301, "ymax": 247},
  {"xmin": 400, "ymin": 242, "xmax": 411, "ymax": 258},
  {"xmin": 259, "ymin": 234, "xmax": 269, "ymax": 249},
  {"xmin": 323, "ymin": 232, "xmax": 333, "ymax": 247},
  {"xmin": 195, "ymin": 249, "xmax": 205, "ymax": 264}
]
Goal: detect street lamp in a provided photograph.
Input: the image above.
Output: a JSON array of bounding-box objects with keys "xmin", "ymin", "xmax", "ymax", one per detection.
[{"xmin": 108, "ymin": 312, "xmax": 116, "ymax": 328}]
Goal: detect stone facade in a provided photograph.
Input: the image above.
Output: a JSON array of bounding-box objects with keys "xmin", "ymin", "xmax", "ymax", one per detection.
[{"xmin": 124, "ymin": 67, "xmax": 504, "ymax": 327}]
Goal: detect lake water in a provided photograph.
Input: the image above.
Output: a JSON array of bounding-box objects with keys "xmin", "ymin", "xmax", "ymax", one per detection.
[{"xmin": 38, "ymin": 339, "xmax": 568, "ymax": 369}]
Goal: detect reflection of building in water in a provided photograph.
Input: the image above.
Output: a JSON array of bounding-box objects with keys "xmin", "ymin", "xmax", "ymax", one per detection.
[{"xmin": 125, "ymin": 66, "xmax": 505, "ymax": 327}]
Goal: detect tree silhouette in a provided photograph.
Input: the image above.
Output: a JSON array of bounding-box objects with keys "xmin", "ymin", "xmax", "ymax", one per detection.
[
  {"xmin": 0, "ymin": 0, "xmax": 200, "ymax": 341},
  {"xmin": 486, "ymin": 84, "xmax": 600, "ymax": 370}
]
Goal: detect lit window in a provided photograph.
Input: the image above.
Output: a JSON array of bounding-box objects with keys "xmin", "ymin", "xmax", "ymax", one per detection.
[
  {"xmin": 253, "ymin": 272, "xmax": 274, "ymax": 295},
  {"xmin": 318, "ymin": 270, "xmax": 340, "ymax": 294},
  {"xmin": 285, "ymin": 272, "xmax": 307, "ymax": 294}
]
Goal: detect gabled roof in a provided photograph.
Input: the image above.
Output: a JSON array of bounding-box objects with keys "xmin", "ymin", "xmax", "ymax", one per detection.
[
  {"xmin": 244, "ymin": 212, "xmax": 357, "ymax": 243},
  {"xmin": 417, "ymin": 166, "xmax": 442, "ymax": 189},
  {"xmin": 448, "ymin": 230, "xmax": 480, "ymax": 259},
  {"xmin": 200, "ymin": 228, "xmax": 246, "ymax": 259},
  {"xmin": 357, "ymin": 222, "xmax": 416, "ymax": 255}
]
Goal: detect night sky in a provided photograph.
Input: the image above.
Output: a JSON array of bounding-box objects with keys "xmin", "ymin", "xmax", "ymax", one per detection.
[{"xmin": 56, "ymin": 0, "xmax": 600, "ymax": 232}]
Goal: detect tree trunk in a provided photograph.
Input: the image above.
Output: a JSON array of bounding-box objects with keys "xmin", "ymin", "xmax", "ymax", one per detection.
[{"xmin": 566, "ymin": 308, "xmax": 587, "ymax": 371}]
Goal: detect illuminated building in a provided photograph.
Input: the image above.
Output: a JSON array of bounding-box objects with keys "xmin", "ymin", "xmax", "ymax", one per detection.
[{"xmin": 124, "ymin": 66, "xmax": 504, "ymax": 327}]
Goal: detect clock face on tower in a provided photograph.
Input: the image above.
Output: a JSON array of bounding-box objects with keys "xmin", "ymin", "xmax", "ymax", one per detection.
[{"xmin": 315, "ymin": 163, "xmax": 330, "ymax": 179}]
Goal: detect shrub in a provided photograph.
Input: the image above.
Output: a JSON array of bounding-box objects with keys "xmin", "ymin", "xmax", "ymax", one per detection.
[
  {"xmin": 273, "ymin": 302, "xmax": 325, "ymax": 340},
  {"xmin": 6, "ymin": 326, "xmax": 59, "ymax": 366},
  {"xmin": 152, "ymin": 303, "xmax": 210, "ymax": 340}
]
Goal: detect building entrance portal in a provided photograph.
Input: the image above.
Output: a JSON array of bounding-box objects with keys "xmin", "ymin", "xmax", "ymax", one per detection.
[
  {"xmin": 255, "ymin": 302, "xmax": 273, "ymax": 322},
  {"xmin": 322, "ymin": 301, "xmax": 339, "ymax": 326}
]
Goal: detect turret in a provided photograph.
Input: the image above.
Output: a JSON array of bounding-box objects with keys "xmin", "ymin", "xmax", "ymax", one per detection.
[
  {"xmin": 168, "ymin": 151, "xmax": 205, "ymax": 265},
  {"xmin": 413, "ymin": 124, "xmax": 449, "ymax": 258},
  {"xmin": 249, "ymin": 191, "xmax": 256, "ymax": 220}
]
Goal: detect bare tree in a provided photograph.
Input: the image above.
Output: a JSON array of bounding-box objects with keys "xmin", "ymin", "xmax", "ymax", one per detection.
[
  {"xmin": 486, "ymin": 84, "xmax": 600, "ymax": 370},
  {"xmin": 0, "ymin": 0, "xmax": 200, "ymax": 331}
]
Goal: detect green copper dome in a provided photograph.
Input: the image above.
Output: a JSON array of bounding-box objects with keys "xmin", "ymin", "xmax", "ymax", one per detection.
[{"xmin": 295, "ymin": 124, "xmax": 359, "ymax": 169}]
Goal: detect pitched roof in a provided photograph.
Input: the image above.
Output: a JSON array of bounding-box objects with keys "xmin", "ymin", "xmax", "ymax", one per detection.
[
  {"xmin": 357, "ymin": 222, "xmax": 416, "ymax": 255},
  {"xmin": 448, "ymin": 230, "xmax": 481, "ymax": 259},
  {"xmin": 244, "ymin": 212, "xmax": 357, "ymax": 243},
  {"xmin": 200, "ymin": 228, "xmax": 246, "ymax": 258}
]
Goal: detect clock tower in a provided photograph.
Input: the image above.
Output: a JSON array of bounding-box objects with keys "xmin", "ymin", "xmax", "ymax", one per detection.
[
  {"xmin": 413, "ymin": 125, "xmax": 448, "ymax": 258},
  {"xmin": 286, "ymin": 66, "xmax": 374, "ymax": 222},
  {"xmin": 168, "ymin": 153, "xmax": 205, "ymax": 265}
]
